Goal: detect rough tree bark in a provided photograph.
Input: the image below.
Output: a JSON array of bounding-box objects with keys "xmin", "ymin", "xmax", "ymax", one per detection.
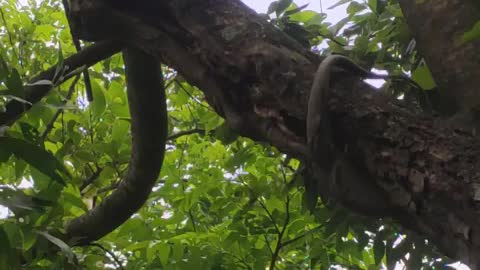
[
  {"xmin": 398, "ymin": 0, "xmax": 480, "ymax": 114},
  {"xmin": 65, "ymin": 47, "xmax": 168, "ymax": 245},
  {"xmin": 3, "ymin": 0, "xmax": 480, "ymax": 267},
  {"xmin": 66, "ymin": 0, "xmax": 480, "ymax": 266}
]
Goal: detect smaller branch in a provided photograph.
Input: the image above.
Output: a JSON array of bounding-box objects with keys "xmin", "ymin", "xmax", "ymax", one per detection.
[
  {"xmin": 80, "ymin": 167, "xmax": 103, "ymax": 193},
  {"xmin": 88, "ymin": 243, "xmax": 124, "ymax": 270},
  {"xmin": 0, "ymin": 41, "xmax": 122, "ymax": 127},
  {"xmin": 96, "ymin": 181, "xmax": 120, "ymax": 195},
  {"xmin": 188, "ymin": 209, "xmax": 197, "ymax": 232},
  {"xmin": 269, "ymin": 195, "xmax": 290, "ymax": 270},
  {"xmin": 164, "ymin": 78, "xmax": 175, "ymax": 90},
  {"xmin": 318, "ymin": 33, "xmax": 346, "ymax": 47},
  {"xmin": 225, "ymin": 252, "xmax": 252, "ymax": 270},
  {"xmin": 257, "ymin": 199, "xmax": 281, "ymax": 235},
  {"xmin": 264, "ymin": 235, "xmax": 274, "ymax": 256},
  {"xmin": 167, "ymin": 128, "xmax": 205, "ymax": 141},
  {"xmin": 61, "ymin": 0, "xmax": 94, "ymax": 101},
  {"xmin": 40, "ymin": 74, "xmax": 81, "ymax": 141},
  {"xmin": 237, "ymin": 176, "xmax": 281, "ymax": 235},
  {"xmin": 280, "ymin": 225, "xmax": 324, "ymax": 247},
  {"xmin": 281, "ymin": 156, "xmax": 296, "ymax": 172},
  {"xmin": 174, "ymin": 79, "xmax": 213, "ymax": 111}
]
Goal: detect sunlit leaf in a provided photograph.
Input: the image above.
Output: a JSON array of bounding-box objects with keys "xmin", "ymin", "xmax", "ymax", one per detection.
[
  {"xmin": 412, "ymin": 64, "xmax": 437, "ymax": 90},
  {"xmin": 90, "ymin": 80, "xmax": 107, "ymax": 118}
]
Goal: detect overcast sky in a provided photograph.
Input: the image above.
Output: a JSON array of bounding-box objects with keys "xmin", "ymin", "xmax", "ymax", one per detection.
[{"xmin": 241, "ymin": 0, "xmax": 347, "ymax": 23}]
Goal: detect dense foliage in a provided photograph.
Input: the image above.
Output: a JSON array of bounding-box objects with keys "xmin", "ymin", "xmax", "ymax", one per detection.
[{"xmin": 0, "ymin": 0, "xmax": 462, "ymax": 269}]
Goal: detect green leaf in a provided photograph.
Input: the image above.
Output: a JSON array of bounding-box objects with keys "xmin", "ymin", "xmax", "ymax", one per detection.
[
  {"xmin": 26, "ymin": 79, "xmax": 53, "ymax": 87},
  {"xmin": 284, "ymin": 3, "xmax": 309, "ymax": 16},
  {"xmin": 267, "ymin": 1, "xmax": 279, "ymax": 15},
  {"xmin": 462, "ymin": 20, "xmax": 480, "ymax": 44},
  {"xmin": 346, "ymin": 1, "xmax": 367, "ymax": 15},
  {"xmin": 37, "ymin": 231, "xmax": 75, "ymax": 263},
  {"xmin": 373, "ymin": 237, "xmax": 385, "ymax": 265},
  {"xmin": 53, "ymin": 44, "xmax": 65, "ymax": 84},
  {"xmin": 0, "ymin": 137, "xmax": 69, "ymax": 185},
  {"xmin": 5, "ymin": 68, "xmax": 25, "ymax": 98},
  {"xmin": 157, "ymin": 243, "xmax": 171, "ymax": 266},
  {"xmin": 90, "ymin": 80, "xmax": 107, "ymax": 118},
  {"xmin": 33, "ymin": 24, "xmax": 56, "ymax": 40},
  {"xmin": 111, "ymin": 119, "xmax": 130, "ymax": 144},
  {"xmin": 2, "ymin": 95, "xmax": 32, "ymax": 105},
  {"xmin": 368, "ymin": 0, "xmax": 378, "ymax": 13},
  {"xmin": 171, "ymin": 241, "xmax": 184, "ymax": 262},
  {"xmin": 22, "ymin": 229, "xmax": 37, "ymax": 251},
  {"xmin": 0, "ymin": 187, "xmax": 50, "ymax": 216},
  {"xmin": 0, "ymin": 54, "xmax": 9, "ymax": 81},
  {"xmin": 289, "ymin": 11, "xmax": 324, "ymax": 25},
  {"xmin": 276, "ymin": 0, "xmax": 293, "ymax": 15},
  {"xmin": 214, "ymin": 122, "xmax": 238, "ymax": 145},
  {"xmin": 386, "ymin": 238, "xmax": 411, "ymax": 268},
  {"xmin": 411, "ymin": 64, "xmax": 436, "ymax": 90},
  {"xmin": 406, "ymin": 248, "xmax": 423, "ymax": 269},
  {"xmin": 0, "ymin": 226, "xmax": 13, "ymax": 269}
]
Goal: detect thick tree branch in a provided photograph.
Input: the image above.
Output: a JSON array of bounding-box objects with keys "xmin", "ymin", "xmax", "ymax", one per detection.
[
  {"xmin": 66, "ymin": 0, "xmax": 480, "ymax": 266},
  {"xmin": 65, "ymin": 48, "xmax": 167, "ymax": 245}
]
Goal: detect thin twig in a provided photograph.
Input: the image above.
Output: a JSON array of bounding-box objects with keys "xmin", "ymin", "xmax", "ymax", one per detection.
[
  {"xmin": 167, "ymin": 128, "xmax": 205, "ymax": 141},
  {"xmin": 280, "ymin": 225, "xmax": 324, "ymax": 247},
  {"xmin": 237, "ymin": 176, "xmax": 281, "ymax": 235},
  {"xmin": 174, "ymin": 79, "xmax": 213, "ymax": 111},
  {"xmin": 88, "ymin": 243, "xmax": 124, "ymax": 270},
  {"xmin": 269, "ymin": 195, "xmax": 290, "ymax": 270},
  {"xmin": 80, "ymin": 167, "xmax": 103, "ymax": 192},
  {"xmin": 258, "ymin": 199, "xmax": 281, "ymax": 235},
  {"xmin": 61, "ymin": 0, "xmax": 94, "ymax": 101},
  {"xmin": 40, "ymin": 74, "xmax": 81, "ymax": 141},
  {"xmin": 226, "ymin": 252, "xmax": 253, "ymax": 270},
  {"xmin": 188, "ymin": 209, "xmax": 197, "ymax": 232},
  {"xmin": 264, "ymin": 234, "xmax": 274, "ymax": 256},
  {"xmin": 96, "ymin": 181, "xmax": 120, "ymax": 194}
]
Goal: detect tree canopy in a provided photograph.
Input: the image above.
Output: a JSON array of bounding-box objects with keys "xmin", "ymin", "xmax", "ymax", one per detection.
[{"xmin": 0, "ymin": 0, "xmax": 479, "ymax": 269}]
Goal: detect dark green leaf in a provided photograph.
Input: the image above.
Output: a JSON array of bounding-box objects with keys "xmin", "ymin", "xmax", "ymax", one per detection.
[
  {"xmin": 275, "ymin": 0, "xmax": 293, "ymax": 16},
  {"xmin": 0, "ymin": 187, "xmax": 50, "ymax": 215},
  {"xmin": 412, "ymin": 64, "xmax": 436, "ymax": 90},
  {"xmin": 368, "ymin": 0, "xmax": 378, "ymax": 13},
  {"xmin": 90, "ymin": 80, "xmax": 107, "ymax": 118},
  {"xmin": 462, "ymin": 20, "xmax": 480, "ymax": 43},
  {"xmin": 284, "ymin": 3, "xmax": 309, "ymax": 16},
  {"xmin": 5, "ymin": 68, "xmax": 25, "ymax": 97},
  {"xmin": 267, "ymin": 1, "xmax": 279, "ymax": 15},
  {"xmin": 0, "ymin": 226, "xmax": 11, "ymax": 270},
  {"xmin": 53, "ymin": 44, "xmax": 64, "ymax": 84},
  {"xmin": 37, "ymin": 230, "xmax": 75, "ymax": 263},
  {"xmin": 373, "ymin": 237, "xmax": 385, "ymax": 265},
  {"xmin": 0, "ymin": 54, "xmax": 9, "ymax": 80},
  {"xmin": 0, "ymin": 137, "xmax": 69, "ymax": 185}
]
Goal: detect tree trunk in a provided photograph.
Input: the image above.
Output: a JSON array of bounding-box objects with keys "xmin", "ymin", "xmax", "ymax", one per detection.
[
  {"xmin": 37, "ymin": 0, "xmax": 480, "ymax": 267},
  {"xmin": 398, "ymin": 0, "xmax": 480, "ymax": 114}
]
